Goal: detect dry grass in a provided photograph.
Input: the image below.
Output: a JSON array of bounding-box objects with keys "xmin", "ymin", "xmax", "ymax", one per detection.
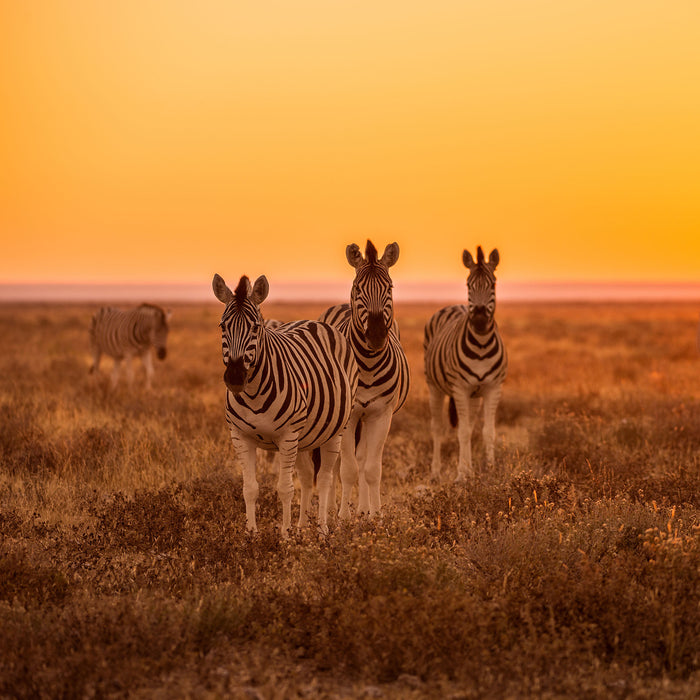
[{"xmin": 1, "ymin": 299, "xmax": 699, "ymax": 698}]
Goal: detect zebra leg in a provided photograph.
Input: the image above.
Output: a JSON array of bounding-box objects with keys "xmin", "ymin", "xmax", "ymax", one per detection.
[
  {"xmin": 110, "ymin": 359, "xmax": 122, "ymax": 388},
  {"xmin": 428, "ymin": 384, "xmax": 446, "ymax": 481},
  {"xmin": 317, "ymin": 436, "xmax": 342, "ymax": 534},
  {"xmin": 482, "ymin": 384, "xmax": 503, "ymax": 466},
  {"xmin": 360, "ymin": 409, "xmax": 393, "ymax": 517},
  {"xmin": 231, "ymin": 433, "xmax": 259, "ymax": 533},
  {"xmin": 89, "ymin": 349, "xmax": 101, "ymax": 375},
  {"xmin": 296, "ymin": 451, "xmax": 314, "ymax": 528},
  {"xmin": 338, "ymin": 415, "xmax": 360, "ymax": 520},
  {"xmin": 453, "ymin": 391, "xmax": 475, "ymax": 481},
  {"xmin": 276, "ymin": 437, "xmax": 299, "ymax": 536},
  {"xmin": 357, "ymin": 423, "xmax": 370, "ymax": 514},
  {"xmin": 125, "ymin": 356, "xmax": 136, "ymax": 388},
  {"xmin": 141, "ymin": 350, "xmax": 154, "ymax": 390}
]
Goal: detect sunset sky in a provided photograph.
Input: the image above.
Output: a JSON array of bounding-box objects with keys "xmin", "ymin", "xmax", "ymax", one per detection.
[{"xmin": 1, "ymin": 1, "xmax": 699, "ymax": 295}]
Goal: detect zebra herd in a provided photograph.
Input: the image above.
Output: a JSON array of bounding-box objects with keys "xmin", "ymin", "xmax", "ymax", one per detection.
[{"xmin": 89, "ymin": 241, "xmax": 508, "ymax": 534}]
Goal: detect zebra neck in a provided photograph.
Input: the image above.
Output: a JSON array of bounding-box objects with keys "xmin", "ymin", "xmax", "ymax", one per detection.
[{"xmin": 465, "ymin": 321, "xmax": 498, "ymax": 348}]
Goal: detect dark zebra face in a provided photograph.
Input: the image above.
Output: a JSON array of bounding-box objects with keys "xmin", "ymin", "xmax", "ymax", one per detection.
[
  {"xmin": 140, "ymin": 304, "xmax": 171, "ymax": 360},
  {"xmin": 347, "ymin": 240, "xmax": 399, "ymax": 352},
  {"xmin": 463, "ymin": 246, "xmax": 499, "ymax": 334},
  {"xmin": 212, "ymin": 273, "xmax": 269, "ymax": 394}
]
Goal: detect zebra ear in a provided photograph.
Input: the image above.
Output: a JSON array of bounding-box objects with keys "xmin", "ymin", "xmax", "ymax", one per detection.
[
  {"xmin": 462, "ymin": 250, "xmax": 476, "ymax": 270},
  {"xmin": 346, "ymin": 244, "xmax": 363, "ymax": 269},
  {"xmin": 488, "ymin": 249, "xmax": 500, "ymax": 270},
  {"xmin": 380, "ymin": 242, "xmax": 400, "ymax": 268},
  {"xmin": 252, "ymin": 275, "xmax": 269, "ymax": 305},
  {"xmin": 212, "ymin": 274, "xmax": 234, "ymax": 304},
  {"xmin": 165, "ymin": 309, "xmax": 173, "ymax": 323}
]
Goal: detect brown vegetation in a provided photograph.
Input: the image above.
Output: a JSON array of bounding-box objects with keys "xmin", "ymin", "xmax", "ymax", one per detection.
[{"xmin": 1, "ymin": 300, "xmax": 699, "ymax": 698}]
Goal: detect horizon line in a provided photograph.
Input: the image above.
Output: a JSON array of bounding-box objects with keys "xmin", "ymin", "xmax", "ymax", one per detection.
[{"xmin": 1, "ymin": 280, "xmax": 700, "ymax": 304}]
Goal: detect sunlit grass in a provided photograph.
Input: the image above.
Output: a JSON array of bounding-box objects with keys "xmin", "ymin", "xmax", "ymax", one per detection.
[{"xmin": 0, "ymin": 301, "xmax": 699, "ymax": 697}]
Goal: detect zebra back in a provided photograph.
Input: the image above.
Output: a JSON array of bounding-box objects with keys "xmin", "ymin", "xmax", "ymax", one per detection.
[{"xmin": 90, "ymin": 304, "xmax": 170, "ymax": 360}]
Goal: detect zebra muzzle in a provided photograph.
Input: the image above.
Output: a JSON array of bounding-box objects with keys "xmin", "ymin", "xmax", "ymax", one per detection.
[
  {"xmin": 224, "ymin": 357, "xmax": 248, "ymax": 393},
  {"xmin": 365, "ymin": 312, "xmax": 389, "ymax": 351}
]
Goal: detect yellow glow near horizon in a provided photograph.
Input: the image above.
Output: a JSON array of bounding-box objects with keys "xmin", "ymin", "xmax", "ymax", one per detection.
[{"xmin": 1, "ymin": 1, "xmax": 699, "ymax": 288}]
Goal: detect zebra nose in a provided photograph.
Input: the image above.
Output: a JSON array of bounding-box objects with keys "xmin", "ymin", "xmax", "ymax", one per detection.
[
  {"xmin": 157, "ymin": 348, "xmax": 167, "ymax": 360},
  {"xmin": 366, "ymin": 312, "xmax": 388, "ymax": 350},
  {"xmin": 224, "ymin": 357, "xmax": 247, "ymax": 393}
]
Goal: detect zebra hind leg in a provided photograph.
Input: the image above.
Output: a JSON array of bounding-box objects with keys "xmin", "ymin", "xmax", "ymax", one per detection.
[
  {"xmin": 316, "ymin": 436, "xmax": 342, "ymax": 534},
  {"xmin": 110, "ymin": 358, "xmax": 122, "ymax": 388},
  {"xmin": 276, "ymin": 438, "xmax": 299, "ymax": 537},
  {"xmin": 296, "ymin": 451, "xmax": 314, "ymax": 529},
  {"xmin": 453, "ymin": 391, "xmax": 475, "ymax": 481},
  {"xmin": 481, "ymin": 384, "xmax": 503, "ymax": 468},
  {"xmin": 427, "ymin": 384, "xmax": 446, "ymax": 482},
  {"xmin": 338, "ymin": 416, "xmax": 360, "ymax": 520}
]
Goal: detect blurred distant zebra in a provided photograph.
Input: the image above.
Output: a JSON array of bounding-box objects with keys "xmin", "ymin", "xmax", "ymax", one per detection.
[
  {"xmin": 213, "ymin": 273, "xmax": 358, "ymax": 534},
  {"xmin": 89, "ymin": 304, "xmax": 171, "ymax": 390},
  {"xmin": 317, "ymin": 240, "xmax": 410, "ymax": 518},
  {"xmin": 424, "ymin": 246, "xmax": 507, "ymax": 481}
]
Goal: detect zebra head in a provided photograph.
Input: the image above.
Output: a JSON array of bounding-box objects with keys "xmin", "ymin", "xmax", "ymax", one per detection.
[
  {"xmin": 346, "ymin": 240, "xmax": 399, "ymax": 352},
  {"xmin": 138, "ymin": 304, "xmax": 171, "ymax": 360},
  {"xmin": 463, "ymin": 246, "xmax": 499, "ymax": 334},
  {"xmin": 212, "ymin": 273, "xmax": 268, "ymax": 394}
]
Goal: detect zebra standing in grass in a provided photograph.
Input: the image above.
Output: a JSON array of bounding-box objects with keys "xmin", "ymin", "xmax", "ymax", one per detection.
[
  {"xmin": 89, "ymin": 304, "xmax": 171, "ymax": 389},
  {"xmin": 318, "ymin": 240, "xmax": 410, "ymax": 518},
  {"xmin": 424, "ymin": 246, "xmax": 507, "ymax": 481},
  {"xmin": 213, "ymin": 273, "xmax": 358, "ymax": 534}
]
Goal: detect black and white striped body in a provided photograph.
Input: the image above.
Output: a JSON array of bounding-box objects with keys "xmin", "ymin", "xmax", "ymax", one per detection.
[
  {"xmin": 424, "ymin": 247, "xmax": 507, "ymax": 480},
  {"xmin": 89, "ymin": 304, "xmax": 171, "ymax": 389},
  {"xmin": 213, "ymin": 273, "xmax": 358, "ymax": 534},
  {"xmin": 319, "ymin": 240, "xmax": 410, "ymax": 518}
]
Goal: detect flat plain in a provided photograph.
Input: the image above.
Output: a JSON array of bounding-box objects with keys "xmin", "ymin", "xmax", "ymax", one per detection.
[{"xmin": 1, "ymin": 299, "xmax": 699, "ymax": 698}]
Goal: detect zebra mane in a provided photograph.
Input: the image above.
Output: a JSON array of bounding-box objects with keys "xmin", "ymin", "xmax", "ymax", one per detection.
[
  {"xmin": 476, "ymin": 246, "xmax": 485, "ymax": 264},
  {"xmin": 365, "ymin": 240, "xmax": 378, "ymax": 264},
  {"xmin": 234, "ymin": 276, "xmax": 250, "ymax": 308}
]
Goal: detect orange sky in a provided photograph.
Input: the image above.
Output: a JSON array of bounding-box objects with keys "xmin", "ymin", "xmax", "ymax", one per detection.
[{"xmin": 1, "ymin": 1, "xmax": 699, "ymax": 289}]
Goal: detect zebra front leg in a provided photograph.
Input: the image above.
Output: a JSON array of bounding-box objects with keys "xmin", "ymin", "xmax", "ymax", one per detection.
[
  {"xmin": 428, "ymin": 384, "xmax": 446, "ymax": 481},
  {"xmin": 141, "ymin": 349, "xmax": 154, "ymax": 390},
  {"xmin": 231, "ymin": 433, "xmax": 259, "ymax": 533},
  {"xmin": 110, "ymin": 358, "xmax": 122, "ymax": 388},
  {"xmin": 276, "ymin": 436, "xmax": 299, "ymax": 536},
  {"xmin": 453, "ymin": 391, "xmax": 475, "ymax": 481},
  {"xmin": 360, "ymin": 409, "xmax": 393, "ymax": 517},
  {"xmin": 481, "ymin": 384, "xmax": 503, "ymax": 466},
  {"xmin": 317, "ymin": 436, "xmax": 342, "ymax": 534},
  {"xmin": 296, "ymin": 451, "xmax": 314, "ymax": 528},
  {"xmin": 338, "ymin": 416, "xmax": 360, "ymax": 520}
]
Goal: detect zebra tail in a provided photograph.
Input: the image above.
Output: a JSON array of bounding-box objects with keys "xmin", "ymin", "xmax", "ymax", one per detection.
[
  {"xmin": 312, "ymin": 448, "xmax": 321, "ymax": 484},
  {"xmin": 448, "ymin": 397, "xmax": 458, "ymax": 428}
]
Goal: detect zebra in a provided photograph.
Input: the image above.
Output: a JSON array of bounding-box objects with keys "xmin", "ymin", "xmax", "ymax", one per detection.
[
  {"xmin": 89, "ymin": 304, "xmax": 171, "ymax": 389},
  {"xmin": 317, "ymin": 240, "xmax": 410, "ymax": 519},
  {"xmin": 424, "ymin": 246, "xmax": 507, "ymax": 481},
  {"xmin": 212, "ymin": 273, "xmax": 358, "ymax": 534}
]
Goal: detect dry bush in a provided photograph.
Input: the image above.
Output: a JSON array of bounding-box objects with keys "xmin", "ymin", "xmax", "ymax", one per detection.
[{"xmin": 0, "ymin": 301, "xmax": 699, "ymax": 698}]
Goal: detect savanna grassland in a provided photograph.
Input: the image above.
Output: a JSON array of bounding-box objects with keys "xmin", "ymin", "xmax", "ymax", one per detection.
[{"xmin": 1, "ymin": 299, "xmax": 699, "ymax": 699}]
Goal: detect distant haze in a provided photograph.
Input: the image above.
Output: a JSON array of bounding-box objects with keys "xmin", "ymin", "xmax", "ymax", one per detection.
[{"xmin": 2, "ymin": 281, "xmax": 700, "ymax": 304}]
